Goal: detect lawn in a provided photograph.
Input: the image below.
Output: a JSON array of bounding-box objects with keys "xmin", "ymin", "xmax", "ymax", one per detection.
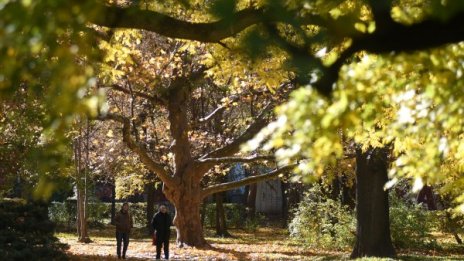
[{"xmin": 57, "ymin": 227, "xmax": 464, "ymax": 260}]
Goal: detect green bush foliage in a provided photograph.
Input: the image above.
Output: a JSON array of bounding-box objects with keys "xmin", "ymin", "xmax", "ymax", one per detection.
[
  {"xmin": 389, "ymin": 193, "xmax": 438, "ymax": 248},
  {"xmin": 0, "ymin": 199, "xmax": 69, "ymax": 260},
  {"xmin": 202, "ymin": 203, "xmax": 248, "ymax": 229},
  {"xmin": 49, "ymin": 201, "xmax": 149, "ymax": 229},
  {"xmin": 289, "ymin": 184, "xmax": 445, "ymax": 250},
  {"xmin": 244, "ymin": 213, "xmax": 267, "ymax": 232},
  {"xmin": 289, "ymin": 184, "xmax": 355, "ymax": 250}
]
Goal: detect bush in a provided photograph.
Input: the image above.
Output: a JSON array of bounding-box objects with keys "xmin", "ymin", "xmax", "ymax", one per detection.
[
  {"xmin": 289, "ymin": 184, "xmax": 355, "ymax": 250},
  {"xmin": 202, "ymin": 203, "xmax": 247, "ymax": 228},
  {"xmin": 244, "ymin": 212, "xmax": 266, "ymax": 232},
  {"xmin": 389, "ymin": 193, "xmax": 438, "ymax": 248},
  {"xmin": 0, "ymin": 198, "xmax": 69, "ymax": 260},
  {"xmin": 49, "ymin": 201, "xmax": 149, "ymax": 229}
]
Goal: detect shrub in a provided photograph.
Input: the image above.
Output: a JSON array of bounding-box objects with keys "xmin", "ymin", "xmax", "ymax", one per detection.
[
  {"xmin": 202, "ymin": 203, "xmax": 247, "ymax": 228},
  {"xmin": 0, "ymin": 198, "xmax": 69, "ymax": 260},
  {"xmin": 389, "ymin": 193, "xmax": 438, "ymax": 248},
  {"xmin": 49, "ymin": 201, "xmax": 149, "ymax": 229},
  {"xmin": 289, "ymin": 184, "xmax": 355, "ymax": 250},
  {"xmin": 244, "ymin": 212, "xmax": 266, "ymax": 232}
]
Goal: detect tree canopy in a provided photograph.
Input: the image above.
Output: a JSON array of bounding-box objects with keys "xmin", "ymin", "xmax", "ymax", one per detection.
[{"xmin": 3, "ymin": 0, "xmax": 464, "ymax": 210}]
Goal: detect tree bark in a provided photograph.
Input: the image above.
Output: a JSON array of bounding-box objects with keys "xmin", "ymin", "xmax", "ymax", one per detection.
[
  {"xmin": 164, "ymin": 183, "xmax": 208, "ymax": 247},
  {"xmin": 215, "ymin": 192, "xmax": 230, "ymax": 237},
  {"xmin": 417, "ymin": 185, "xmax": 437, "ymax": 210},
  {"xmin": 77, "ymin": 185, "xmax": 91, "ymax": 243},
  {"xmin": 201, "ymin": 199, "xmax": 207, "ymax": 227},
  {"xmin": 350, "ymin": 147, "xmax": 395, "ymax": 259},
  {"xmin": 74, "ymin": 122, "xmax": 91, "ymax": 244}
]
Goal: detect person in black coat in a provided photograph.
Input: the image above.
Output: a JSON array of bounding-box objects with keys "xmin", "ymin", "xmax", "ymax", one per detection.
[{"xmin": 152, "ymin": 204, "xmax": 172, "ymax": 260}]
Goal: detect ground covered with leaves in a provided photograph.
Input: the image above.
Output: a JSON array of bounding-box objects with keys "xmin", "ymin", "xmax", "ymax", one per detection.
[{"xmin": 58, "ymin": 227, "xmax": 464, "ymax": 260}]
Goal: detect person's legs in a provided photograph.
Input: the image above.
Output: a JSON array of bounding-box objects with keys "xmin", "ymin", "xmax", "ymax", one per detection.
[
  {"xmin": 116, "ymin": 231, "xmax": 122, "ymax": 259},
  {"xmin": 156, "ymin": 235, "xmax": 163, "ymax": 259},
  {"xmin": 163, "ymin": 237, "xmax": 169, "ymax": 259},
  {"xmin": 122, "ymin": 232, "xmax": 129, "ymax": 259}
]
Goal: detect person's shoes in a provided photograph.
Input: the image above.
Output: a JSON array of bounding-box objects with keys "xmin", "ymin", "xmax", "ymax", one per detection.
[{"xmin": 117, "ymin": 255, "xmax": 121, "ymax": 259}]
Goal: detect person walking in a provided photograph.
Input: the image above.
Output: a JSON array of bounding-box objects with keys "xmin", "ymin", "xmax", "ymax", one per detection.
[
  {"xmin": 115, "ymin": 202, "xmax": 133, "ymax": 259},
  {"xmin": 152, "ymin": 204, "xmax": 172, "ymax": 260}
]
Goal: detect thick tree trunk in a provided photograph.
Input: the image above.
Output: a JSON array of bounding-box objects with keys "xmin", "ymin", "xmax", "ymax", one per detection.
[
  {"xmin": 215, "ymin": 192, "xmax": 230, "ymax": 237},
  {"xmin": 201, "ymin": 199, "xmax": 207, "ymax": 227},
  {"xmin": 350, "ymin": 148, "xmax": 395, "ymax": 259},
  {"xmin": 164, "ymin": 183, "xmax": 208, "ymax": 247},
  {"xmin": 417, "ymin": 185, "xmax": 437, "ymax": 210}
]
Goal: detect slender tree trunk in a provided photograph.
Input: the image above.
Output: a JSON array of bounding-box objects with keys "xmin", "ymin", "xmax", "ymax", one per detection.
[
  {"xmin": 247, "ymin": 183, "xmax": 257, "ymax": 219},
  {"xmin": 350, "ymin": 147, "xmax": 395, "ymax": 259},
  {"xmin": 445, "ymin": 211, "xmax": 463, "ymax": 244},
  {"xmin": 74, "ymin": 122, "xmax": 91, "ymax": 243},
  {"xmin": 76, "ymin": 189, "xmax": 82, "ymax": 237},
  {"xmin": 110, "ymin": 183, "xmax": 116, "ymax": 225},
  {"xmin": 77, "ymin": 185, "xmax": 91, "ymax": 243},
  {"xmin": 215, "ymin": 192, "xmax": 230, "ymax": 236},
  {"xmin": 146, "ymin": 180, "xmax": 155, "ymax": 234}
]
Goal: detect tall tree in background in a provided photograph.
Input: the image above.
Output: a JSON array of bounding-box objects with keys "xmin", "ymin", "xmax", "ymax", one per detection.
[{"xmin": 73, "ymin": 118, "xmax": 92, "ymax": 243}]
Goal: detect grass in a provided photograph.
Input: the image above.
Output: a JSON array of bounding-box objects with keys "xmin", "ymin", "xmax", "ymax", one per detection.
[{"xmin": 57, "ymin": 226, "xmax": 464, "ymax": 260}]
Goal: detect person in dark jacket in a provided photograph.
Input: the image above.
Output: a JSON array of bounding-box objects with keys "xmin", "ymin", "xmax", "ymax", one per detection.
[
  {"xmin": 115, "ymin": 202, "xmax": 133, "ymax": 259},
  {"xmin": 152, "ymin": 204, "xmax": 172, "ymax": 260}
]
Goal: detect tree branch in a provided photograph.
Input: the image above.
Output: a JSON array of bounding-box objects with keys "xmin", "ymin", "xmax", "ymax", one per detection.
[
  {"xmin": 87, "ymin": 2, "xmax": 348, "ymax": 42},
  {"xmin": 89, "ymin": 4, "xmax": 267, "ymax": 43},
  {"xmin": 88, "ymin": 2, "xmax": 464, "ymax": 98},
  {"xmin": 200, "ymin": 102, "xmax": 274, "ymax": 160},
  {"xmin": 97, "ymin": 113, "xmax": 176, "ymax": 187},
  {"xmin": 196, "ymin": 154, "xmax": 274, "ymax": 164},
  {"xmin": 198, "ymin": 95, "xmax": 240, "ymax": 123},
  {"xmin": 356, "ymin": 13, "xmax": 464, "ymax": 53},
  {"xmin": 102, "ymin": 84, "xmax": 166, "ymax": 105},
  {"xmin": 201, "ymin": 163, "xmax": 297, "ymax": 198}
]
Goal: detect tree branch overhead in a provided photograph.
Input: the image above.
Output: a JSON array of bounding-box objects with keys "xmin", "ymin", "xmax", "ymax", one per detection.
[
  {"xmin": 201, "ymin": 163, "xmax": 297, "ymax": 198},
  {"xmin": 97, "ymin": 113, "xmax": 176, "ymax": 187}
]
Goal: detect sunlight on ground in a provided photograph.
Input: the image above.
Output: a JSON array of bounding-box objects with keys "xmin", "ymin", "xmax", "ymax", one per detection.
[
  {"xmin": 60, "ymin": 227, "xmax": 344, "ymax": 260},
  {"xmin": 58, "ymin": 227, "xmax": 464, "ymax": 260}
]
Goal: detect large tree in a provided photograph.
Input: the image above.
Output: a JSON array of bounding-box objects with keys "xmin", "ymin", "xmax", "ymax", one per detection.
[{"xmin": 94, "ymin": 29, "xmax": 296, "ymax": 246}]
